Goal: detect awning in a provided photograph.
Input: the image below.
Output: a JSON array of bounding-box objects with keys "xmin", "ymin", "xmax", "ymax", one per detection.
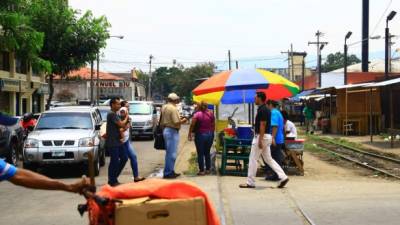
[
  {"xmin": 364, "ymin": 77, "xmax": 400, "ymax": 87},
  {"xmin": 290, "ymin": 89, "xmax": 315, "ymax": 102}
]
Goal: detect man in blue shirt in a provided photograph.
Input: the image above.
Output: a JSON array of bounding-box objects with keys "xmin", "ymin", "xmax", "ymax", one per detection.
[{"xmin": 265, "ymin": 100, "xmax": 287, "ymax": 181}]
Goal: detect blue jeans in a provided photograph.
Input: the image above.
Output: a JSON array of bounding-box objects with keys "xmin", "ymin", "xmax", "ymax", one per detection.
[
  {"xmin": 194, "ymin": 132, "xmax": 214, "ymax": 172},
  {"xmin": 122, "ymin": 140, "xmax": 139, "ymax": 178},
  {"xmin": 108, "ymin": 145, "xmax": 128, "ymax": 184},
  {"xmin": 163, "ymin": 127, "xmax": 179, "ymax": 176}
]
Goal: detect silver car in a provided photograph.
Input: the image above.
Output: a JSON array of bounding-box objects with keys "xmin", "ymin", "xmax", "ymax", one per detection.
[{"xmin": 23, "ymin": 106, "xmax": 105, "ymax": 176}]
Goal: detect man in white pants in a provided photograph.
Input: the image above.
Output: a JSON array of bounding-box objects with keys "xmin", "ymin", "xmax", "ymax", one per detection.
[{"xmin": 239, "ymin": 92, "xmax": 289, "ymax": 189}]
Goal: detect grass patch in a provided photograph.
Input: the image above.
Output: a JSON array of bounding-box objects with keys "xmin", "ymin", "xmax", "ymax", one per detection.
[{"xmin": 183, "ymin": 152, "xmax": 198, "ymax": 176}]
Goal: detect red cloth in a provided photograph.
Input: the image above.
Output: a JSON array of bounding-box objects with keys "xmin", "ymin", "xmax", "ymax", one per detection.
[{"xmin": 88, "ymin": 179, "xmax": 221, "ymax": 225}]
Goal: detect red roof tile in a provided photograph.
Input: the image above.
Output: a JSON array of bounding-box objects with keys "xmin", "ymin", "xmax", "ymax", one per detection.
[{"xmin": 55, "ymin": 67, "xmax": 124, "ymax": 80}]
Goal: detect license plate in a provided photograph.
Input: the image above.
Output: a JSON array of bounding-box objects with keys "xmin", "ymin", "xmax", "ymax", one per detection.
[
  {"xmin": 132, "ymin": 131, "xmax": 139, "ymax": 135},
  {"xmin": 52, "ymin": 151, "xmax": 65, "ymax": 157}
]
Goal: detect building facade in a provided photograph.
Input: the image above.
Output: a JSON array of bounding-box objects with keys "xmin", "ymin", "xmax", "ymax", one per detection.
[
  {"xmin": 53, "ymin": 68, "xmax": 146, "ymax": 102},
  {"xmin": 0, "ymin": 51, "xmax": 48, "ymax": 116}
]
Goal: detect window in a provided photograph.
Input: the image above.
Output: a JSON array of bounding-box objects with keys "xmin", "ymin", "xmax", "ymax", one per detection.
[
  {"xmin": 0, "ymin": 52, "xmax": 10, "ymax": 71},
  {"xmin": 129, "ymin": 103, "xmax": 152, "ymax": 115},
  {"xmin": 36, "ymin": 112, "xmax": 93, "ymax": 130},
  {"xmin": 15, "ymin": 58, "xmax": 27, "ymax": 74}
]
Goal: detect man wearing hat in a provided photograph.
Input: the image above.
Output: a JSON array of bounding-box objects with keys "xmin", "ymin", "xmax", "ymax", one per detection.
[{"xmin": 160, "ymin": 93, "xmax": 187, "ymax": 179}]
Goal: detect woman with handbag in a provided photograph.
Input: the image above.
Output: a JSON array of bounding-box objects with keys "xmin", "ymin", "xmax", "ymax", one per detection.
[{"xmin": 188, "ymin": 101, "xmax": 215, "ymax": 176}]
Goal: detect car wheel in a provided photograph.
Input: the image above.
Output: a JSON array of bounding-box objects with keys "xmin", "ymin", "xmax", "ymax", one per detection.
[
  {"xmin": 7, "ymin": 142, "xmax": 19, "ymax": 166},
  {"xmin": 148, "ymin": 135, "xmax": 154, "ymax": 141}
]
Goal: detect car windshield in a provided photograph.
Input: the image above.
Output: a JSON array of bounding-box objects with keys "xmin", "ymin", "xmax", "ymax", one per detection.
[
  {"xmin": 129, "ymin": 103, "xmax": 152, "ymax": 115},
  {"xmin": 36, "ymin": 112, "xmax": 93, "ymax": 130},
  {"xmin": 99, "ymin": 109, "xmax": 109, "ymax": 121}
]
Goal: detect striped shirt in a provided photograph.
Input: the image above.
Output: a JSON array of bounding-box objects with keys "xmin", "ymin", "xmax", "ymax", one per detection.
[{"xmin": 0, "ymin": 159, "xmax": 17, "ymax": 181}]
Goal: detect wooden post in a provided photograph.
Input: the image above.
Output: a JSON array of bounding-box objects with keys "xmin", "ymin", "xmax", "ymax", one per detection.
[
  {"xmin": 370, "ymin": 88, "xmax": 373, "ymax": 143},
  {"xmin": 345, "ymin": 88, "xmax": 348, "ymax": 135},
  {"xmin": 390, "ymin": 86, "xmax": 394, "ymax": 129}
]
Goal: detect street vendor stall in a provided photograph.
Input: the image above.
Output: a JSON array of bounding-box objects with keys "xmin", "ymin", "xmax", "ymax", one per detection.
[{"xmin": 192, "ymin": 69, "xmax": 300, "ymax": 176}]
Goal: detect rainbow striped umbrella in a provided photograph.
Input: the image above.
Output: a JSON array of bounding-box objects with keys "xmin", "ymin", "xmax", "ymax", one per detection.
[{"xmin": 192, "ymin": 69, "xmax": 300, "ymax": 105}]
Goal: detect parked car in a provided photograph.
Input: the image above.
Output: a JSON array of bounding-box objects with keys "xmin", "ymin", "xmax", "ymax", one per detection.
[
  {"xmin": 0, "ymin": 118, "xmax": 24, "ymax": 165},
  {"xmin": 23, "ymin": 106, "xmax": 105, "ymax": 175},
  {"xmin": 128, "ymin": 101, "xmax": 156, "ymax": 140},
  {"xmin": 98, "ymin": 106, "xmax": 110, "ymax": 122}
]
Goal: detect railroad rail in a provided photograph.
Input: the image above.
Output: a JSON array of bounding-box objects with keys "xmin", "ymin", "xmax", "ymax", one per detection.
[{"xmin": 309, "ymin": 135, "xmax": 400, "ymax": 180}]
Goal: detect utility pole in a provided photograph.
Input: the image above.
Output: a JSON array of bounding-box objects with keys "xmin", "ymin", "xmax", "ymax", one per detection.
[
  {"xmin": 228, "ymin": 50, "xmax": 232, "ymax": 70},
  {"xmin": 308, "ymin": 30, "xmax": 328, "ymax": 88},
  {"xmin": 90, "ymin": 61, "xmax": 94, "ymax": 105},
  {"xmin": 148, "ymin": 54, "xmax": 153, "ymax": 100},
  {"xmin": 290, "ymin": 44, "xmax": 294, "ymax": 81},
  {"xmin": 362, "ymin": 0, "xmax": 369, "ymax": 72},
  {"xmin": 281, "ymin": 49, "xmax": 291, "ymax": 80},
  {"xmin": 301, "ymin": 57, "xmax": 305, "ymax": 91}
]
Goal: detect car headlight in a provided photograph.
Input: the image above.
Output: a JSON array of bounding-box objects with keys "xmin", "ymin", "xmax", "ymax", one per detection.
[
  {"xmin": 25, "ymin": 139, "xmax": 39, "ymax": 148},
  {"xmin": 79, "ymin": 137, "xmax": 95, "ymax": 147},
  {"xmin": 146, "ymin": 120, "xmax": 153, "ymax": 127}
]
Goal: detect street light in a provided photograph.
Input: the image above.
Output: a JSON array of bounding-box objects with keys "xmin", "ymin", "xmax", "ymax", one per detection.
[
  {"xmin": 385, "ymin": 11, "xmax": 396, "ymax": 80},
  {"xmin": 95, "ymin": 35, "xmax": 124, "ymax": 105},
  {"xmin": 344, "ymin": 31, "xmax": 352, "ymax": 85}
]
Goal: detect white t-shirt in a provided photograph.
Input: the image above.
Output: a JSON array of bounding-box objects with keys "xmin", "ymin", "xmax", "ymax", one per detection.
[{"xmin": 285, "ymin": 120, "xmax": 297, "ymax": 139}]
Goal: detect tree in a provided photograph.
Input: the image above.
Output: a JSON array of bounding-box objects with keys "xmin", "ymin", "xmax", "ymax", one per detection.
[
  {"xmin": 321, "ymin": 52, "xmax": 361, "ymax": 72},
  {"xmin": 148, "ymin": 63, "xmax": 215, "ymax": 103},
  {"xmin": 27, "ymin": 0, "xmax": 110, "ymax": 109},
  {"xmin": 0, "ymin": 0, "xmax": 50, "ymax": 72}
]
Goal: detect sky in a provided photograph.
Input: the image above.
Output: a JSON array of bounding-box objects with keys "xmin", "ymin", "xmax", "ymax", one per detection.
[{"xmin": 69, "ymin": 0, "xmax": 400, "ymax": 72}]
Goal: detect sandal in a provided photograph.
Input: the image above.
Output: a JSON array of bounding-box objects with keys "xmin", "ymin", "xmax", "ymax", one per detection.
[{"xmin": 239, "ymin": 183, "xmax": 255, "ymax": 188}]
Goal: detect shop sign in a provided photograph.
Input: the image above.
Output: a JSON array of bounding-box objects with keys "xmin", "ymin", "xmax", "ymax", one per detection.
[
  {"xmin": 0, "ymin": 78, "xmax": 20, "ymax": 92},
  {"xmin": 95, "ymin": 81, "xmax": 130, "ymax": 88}
]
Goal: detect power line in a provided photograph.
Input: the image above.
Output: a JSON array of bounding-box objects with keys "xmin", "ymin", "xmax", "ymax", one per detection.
[{"xmin": 371, "ymin": 0, "xmax": 393, "ymax": 36}]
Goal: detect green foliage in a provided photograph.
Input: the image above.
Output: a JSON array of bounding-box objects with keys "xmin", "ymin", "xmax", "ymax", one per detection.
[
  {"xmin": 0, "ymin": 0, "xmax": 49, "ymax": 72},
  {"xmin": 321, "ymin": 52, "xmax": 361, "ymax": 73},
  {"xmin": 150, "ymin": 63, "xmax": 215, "ymax": 103}
]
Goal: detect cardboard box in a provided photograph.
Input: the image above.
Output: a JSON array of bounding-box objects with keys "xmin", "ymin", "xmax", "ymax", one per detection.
[{"xmin": 115, "ymin": 197, "xmax": 207, "ymax": 225}]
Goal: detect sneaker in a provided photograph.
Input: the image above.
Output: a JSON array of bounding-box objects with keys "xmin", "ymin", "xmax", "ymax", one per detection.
[
  {"xmin": 163, "ymin": 173, "xmax": 180, "ymax": 179},
  {"xmin": 277, "ymin": 178, "xmax": 289, "ymax": 188},
  {"xmin": 197, "ymin": 171, "xmax": 206, "ymax": 176}
]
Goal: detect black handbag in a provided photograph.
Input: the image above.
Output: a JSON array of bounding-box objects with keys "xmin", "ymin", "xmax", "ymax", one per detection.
[{"xmin": 154, "ymin": 111, "xmax": 165, "ymax": 150}]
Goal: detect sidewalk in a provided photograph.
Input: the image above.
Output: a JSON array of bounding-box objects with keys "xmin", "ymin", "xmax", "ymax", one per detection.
[{"xmin": 176, "ymin": 133, "xmax": 400, "ymax": 225}]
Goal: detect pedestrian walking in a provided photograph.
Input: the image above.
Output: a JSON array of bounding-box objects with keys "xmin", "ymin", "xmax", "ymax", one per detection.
[
  {"xmin": 303, "ymin": 103, "xmax": 315, "ymax": 134},
  {"xmin": 160, "ymin": 93, "xmax": 187, "ymax": 179},
  {"xmin": 106, "ymin": 97, "xmax": 129, "ymax": 186},
  {"xmin": 188, "ymin": 101, "xmax": 215, "ymax": 176},
  {"xmin": 264, "ymin": 100, "xmax": 287, "ymax": 181},
  {"xmin": 118, "ymin": 103, "xmax": 145, "ymax": 182},
  {"xmin": 239, "ymin": 92, "xmax": 289, "ymax": 188}
]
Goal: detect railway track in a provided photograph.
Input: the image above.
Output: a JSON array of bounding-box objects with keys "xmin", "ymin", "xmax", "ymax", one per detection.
[{"xmin": 309, "ymin": 136, "xmax": 400, "ymax": 180}]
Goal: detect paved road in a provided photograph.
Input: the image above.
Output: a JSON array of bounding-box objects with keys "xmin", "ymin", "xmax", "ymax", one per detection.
[{"xmin": 0, "ymin": 139, "xmax": 165, "ymax": 225}]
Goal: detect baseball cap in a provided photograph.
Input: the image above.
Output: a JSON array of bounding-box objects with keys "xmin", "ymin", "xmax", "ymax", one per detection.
[{"xmin": 168, "ymin": 93, "xmax": 180, "ymax": 101}]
